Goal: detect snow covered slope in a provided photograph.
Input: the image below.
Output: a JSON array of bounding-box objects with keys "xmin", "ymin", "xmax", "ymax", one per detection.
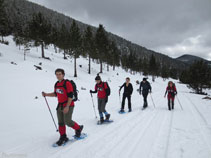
[{"xmin": 0, "ymin": 37, "xmax": 211, "ymax": 158}]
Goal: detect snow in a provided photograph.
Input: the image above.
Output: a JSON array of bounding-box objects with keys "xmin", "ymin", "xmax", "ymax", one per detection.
[{"xmin": 0, "ymin": 36, "xmax": 211, "ymax": 158}]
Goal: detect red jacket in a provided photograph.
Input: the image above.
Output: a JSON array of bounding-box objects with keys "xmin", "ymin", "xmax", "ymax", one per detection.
[
  {"xmin": 95, "ymin": 82, "xmax": 108, "ymax": 99},
  {"xmin": 166, "ymin": 86, "xmax": 177, "ymax": 99},
  {"xmin": 54, "ymin": 79, "xmax": 74, "ymax": 107}
]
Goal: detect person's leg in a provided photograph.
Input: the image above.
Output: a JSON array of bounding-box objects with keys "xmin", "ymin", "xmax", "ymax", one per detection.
[
  {"xmin": 101, "ymin": 98, "xmax": 110, "ymax": 120},
  {"xmin": 57, "ymin": 106, "xmax": 66, "ymax": 136},
  {"xmin": 64, "ymin": 106, "xmax": 80, "ymax": 130},
  {"xmin": 143, "ymin": 93, "xmax": 147, "ymax": 108},
  {"xmin": 168, "ymin": 99, "xmax": 171, "ymax": 111},
  {"xmin": 98, "ymin": 99, "xmax": 104, "ymax": 122},
  {"xmin": 172, "ymin": 97, "xmax": 175, "ymax": 109},
  {"xmin": 56, "ymin": 106, "xmax": 68, "ymax": 146},
  {"xmin": 128, "ymin": 95, "xmax": 132, "ymax": 111},
  {"xmin": 121, "ymin": 94, "xmax": 126, "ymax": 110}
]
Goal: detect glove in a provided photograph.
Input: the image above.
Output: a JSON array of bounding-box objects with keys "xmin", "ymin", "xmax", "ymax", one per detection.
[{"xmin": 90, "ymin": 90, "xmax": 93, "ymax": 93}]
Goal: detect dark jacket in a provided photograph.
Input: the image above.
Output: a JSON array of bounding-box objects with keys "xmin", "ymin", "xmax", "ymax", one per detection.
[
  {"xmin": 120, "ymin": 83, "xmax": 133, "ymax": 95},
  {"xmin": 139, "ymin": 81, "xmax": 151, "ymax": 94}
]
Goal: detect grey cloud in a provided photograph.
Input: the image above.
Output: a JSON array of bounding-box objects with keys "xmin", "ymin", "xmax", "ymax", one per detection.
[{"xmin": 29, "ymin": 0, "xmax": 211, "ymax": 60}]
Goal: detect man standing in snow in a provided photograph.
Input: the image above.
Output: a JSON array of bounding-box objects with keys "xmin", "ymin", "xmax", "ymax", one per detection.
[
  {"xmin": 90, "ymin": 75, "xmax": 111, "ymax": 123},
  {"xmin": 164, "ymin": 81, "xmax": 177, "ymax": 111},
  {"xmin": 139, "ymin": 78, "xmax": 152, "ymax": 109},
  {"xmin": 42, "ymin": 68, "xmax": 83, "ymax": 146},
  {"xmin": 119, "ymin": 77, "xmax": 133, "ymax": 112}
]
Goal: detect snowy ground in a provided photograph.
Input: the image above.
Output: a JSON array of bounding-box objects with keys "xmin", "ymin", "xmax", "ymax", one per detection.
[{"xmin": 0, "ymin": 37, "xmax": 211, "ymax": 158}]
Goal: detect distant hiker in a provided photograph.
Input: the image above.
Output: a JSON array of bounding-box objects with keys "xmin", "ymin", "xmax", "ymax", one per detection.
[
  {"xmin": 164, "ymin": 81, "xmax": 177, "ymax": 111},
  {"xmin": 90, "ymin": 75, "xmax": 111, "ymax": 123},
  {"xmin": 119, "ymin": 77, "xmax": 133, "ymax": 112},
  {"xmin": 139, "ymin": 78, "xmax": 152, "ymax": 109},
  {"xmin": 42, "ymin": 68, "xmax": 83, "ymax": 146}
]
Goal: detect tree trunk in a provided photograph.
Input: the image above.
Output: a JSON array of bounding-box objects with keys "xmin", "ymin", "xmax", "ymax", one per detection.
[
  {"xmin": 74, "ymin": 54, "xmax": 77, "ymax": 77},
  {"xmin": 88, "ymin": 55, "xmax": 91, "ymax": 74},
  {"xmin": 1, "ymin": 36, "xmax": 4, "ymax": 42},
  {"xmin": 113, "ymin": 64, "xmax": 115, "ymax": 71},
  {"xmin": 152, "ymin": 75, "xmax": 155, "ymax": 82},
  {"xmin": 64, "ymin": 50, "xmax": 66, "ymax": 59},
  {"xmin": 100, "ymin": 60, "xmax": 103, "ymax": 73},
  {"xmin": 107, "ymin": 64, "xmax": 109, "ymax": 71},
  {"xmin": 41, "ymin": 42, "xmax": 45, "ymax": 58},
  {"xmin": 54, "ymin": 45, "xmax": 57, "ymax": 53}
]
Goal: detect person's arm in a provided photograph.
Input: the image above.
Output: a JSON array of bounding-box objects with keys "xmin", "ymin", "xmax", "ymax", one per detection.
[
  {"xmin": 42, "ymin": 92, "xmax": 56, "ymax": 97},
  {"xmin": 164, "ymin": 87, "xmax": 168, "ymax": 97},
  {"xmin": 90, "ymin": 84, "xmax": 97, "ymax": 93},
  {"xmin": 130, "ymin": 83, "xmax": 133, "ymax": 95},
  {"xmin": 63, "ymin": 82, "xmax": 74, "ymax": 114},
  {"xmin": 139, "ymin": 82, "xmax": 142, "ymax": 94},
  {"xmin": 174, "ymin": 86, "xmax": 178, "ymax": 95},
  {"xmin": 119, "ymin": 83, "xmax": 125, "ymax": 91}
]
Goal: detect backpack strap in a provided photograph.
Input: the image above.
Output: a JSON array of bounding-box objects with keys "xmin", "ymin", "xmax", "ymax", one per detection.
[
  {"xmin": 54, "ymin": 81, "xmax": 59, "ymax": 89},
  {"xmin": 63, "ymin": 79, "xmax": 67, "ymax": 90}
]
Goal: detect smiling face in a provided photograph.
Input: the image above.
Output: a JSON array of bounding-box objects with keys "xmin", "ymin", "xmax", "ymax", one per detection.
[{"xmin": 56, "ymin": 72, "xmax": 64, "ymax": 81}]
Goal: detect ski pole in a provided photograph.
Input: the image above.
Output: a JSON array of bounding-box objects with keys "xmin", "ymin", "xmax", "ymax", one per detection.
[
  {"xmin": 150, "ymin": 93, "xmax": 156, "ymax": 108},
  {"xmin": 90, "ymin": 93, "xmax": 98, "ymax": 119},
  {"xmin": 43, "ymin": 96, "xmax": 58, "ymax": 132},
  {"xmin": 176, "ymin": 95, "xmax": 183, "ymax": 110}
]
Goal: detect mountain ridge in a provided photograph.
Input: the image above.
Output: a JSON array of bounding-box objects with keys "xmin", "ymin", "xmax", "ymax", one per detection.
[{"xmin": 4, "ymin": 0, "xmax": 187, "ymax": 70}]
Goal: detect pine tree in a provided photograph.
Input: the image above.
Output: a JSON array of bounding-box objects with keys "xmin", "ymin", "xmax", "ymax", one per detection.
[
  {"xmin": 110, "ymin": 41, "xmax": 120, "ymax": 71},
  {"xmin": 188, "ymin": 60, "xmax": 211, "ymax": 94},
  {"xmin": 54, "ymin": 24, "xmax": 70, "ymax": 59},
  {"xmin": 0, "ymin": 0, "xmax": 10, "ymax": 41},
  {"xmin": 83, "ymin": 26, "xmax": 95, "ymax": 74},
  {"xmin": 161, "ymin": 65, "xmax": 169, "ymax": 81},
  {"xmin": 69, "ymin": 20, "xmax": 82, "ymax": 77},
  {"xmin": 95, "ymin": 24, "xmax": 109, "ymax": 73},
  {"xmin": 143, "ymin": 57, "xmax": 149, "ymax": 76},
  {"xmin": 149, "ymin": 54, "xmax": 157, "ymax": 81},
  {"xmin": 28, "ymin": 12, "xmax": 52, "ymax": 58}
]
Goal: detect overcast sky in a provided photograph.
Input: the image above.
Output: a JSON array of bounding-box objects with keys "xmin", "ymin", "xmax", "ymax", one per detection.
[{"xmin": 29, "ymin": 0, "xmax": 211, "ymax": 60}]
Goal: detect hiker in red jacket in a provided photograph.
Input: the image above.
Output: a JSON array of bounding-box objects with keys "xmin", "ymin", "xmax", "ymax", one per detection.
[
  {"xmin": 42, "ymin": 68, "xmax": 83, "ymax": 146},
  {"xmin": 164, "ymin": 81, "xmax": 177, "ymax": 111},
  {"xmin": 90, "ymin": 75, "xmax": 111, "ymax": 123}
]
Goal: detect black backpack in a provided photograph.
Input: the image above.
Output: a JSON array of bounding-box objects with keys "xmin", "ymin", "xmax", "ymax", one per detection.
[
  {"xmin": 103, "ymin": 82, "xmax": 111, "ymax": 96},
  {"xmin": 55, "ymin": 80, "xmax": 78, "ymax": 101}
]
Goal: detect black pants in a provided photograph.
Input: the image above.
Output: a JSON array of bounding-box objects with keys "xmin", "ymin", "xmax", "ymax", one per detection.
[
  {"xmin": 142, "ymin": 93, "xmax": 148, "ymax": 108},
  {"xmin": 168, "ymin": 98, "xmax": 175, "ymax": 110},
  {"xmin": 121, "ymin": 94, "xmax": 131, "ymax": 110}
]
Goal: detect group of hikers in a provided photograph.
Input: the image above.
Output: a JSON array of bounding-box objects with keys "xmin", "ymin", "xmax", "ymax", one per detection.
[{"xmin": 42, "ymin": 68, "xmax": 178, "ymax": 146}]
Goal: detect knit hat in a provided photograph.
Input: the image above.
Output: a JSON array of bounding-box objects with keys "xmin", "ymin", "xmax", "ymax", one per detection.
[{"xmin": 95, "ymin": 75, "xmax": 101, "ymax": 81}]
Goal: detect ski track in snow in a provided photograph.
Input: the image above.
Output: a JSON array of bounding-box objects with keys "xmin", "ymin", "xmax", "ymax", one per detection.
[
  {"xmin": 0, "ymin": 36, "xmax": 211, "ymax": 158},
  {"xmin": 184, "ymin": 94, "xmax": 211, "ymax": 155}
]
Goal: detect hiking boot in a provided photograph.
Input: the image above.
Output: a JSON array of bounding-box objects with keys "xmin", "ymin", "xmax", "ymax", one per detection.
[
  {"xmin": 120, "ymin": 109, "xmax": 125, "ymax": 113},
  {"xmin": 75, "ymin": 125, "xmax": 83, "ymax": 138},
  {"xmin": 105, "ymin": 114, "xmax": 110, "ymax": 120},
  {"xmin": 100, "ymin": 117, "xmax": 104, "ymax": 123},
  {"xmin": 56, "ymin": 134, "xmax": 69, "ymax": 146}
]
